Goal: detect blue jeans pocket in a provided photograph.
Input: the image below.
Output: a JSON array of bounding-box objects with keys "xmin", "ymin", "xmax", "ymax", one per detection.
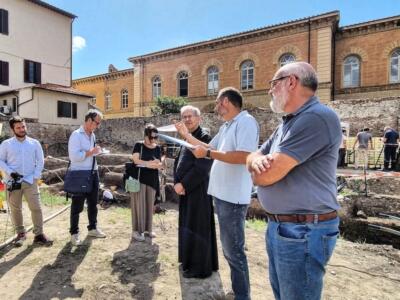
[
  {"xmin": 277, "ymin": 223, "xmax": 308, "ymax": 242},
  {"xmin": 322, "ymin": 231, "xmax": 339, "ymax": 263}
]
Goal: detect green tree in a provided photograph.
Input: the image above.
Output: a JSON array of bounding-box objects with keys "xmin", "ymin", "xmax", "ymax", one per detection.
[{"xmin": 151, "ymin": 96, "xmax": 188, "ymax": 115}]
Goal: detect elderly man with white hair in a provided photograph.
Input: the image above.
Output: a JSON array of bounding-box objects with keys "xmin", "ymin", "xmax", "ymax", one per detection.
[
  {"xmin": 173, "ymin": 105, "xmax": 218, "ymax": 278},
  {"xmin": 247, "ymin": 62, "xmax": 341, "ymax": 300}
]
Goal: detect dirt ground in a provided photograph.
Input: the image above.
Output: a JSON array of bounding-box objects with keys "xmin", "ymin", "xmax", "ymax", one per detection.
[{"xmin": 0, "ymin": 202, "xmax": 399, "ymax": 300}]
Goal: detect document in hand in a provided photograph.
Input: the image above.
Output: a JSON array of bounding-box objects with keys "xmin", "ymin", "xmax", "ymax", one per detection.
[{"xmin": 158, "ymin": 134, "xmax": 195, "ymax": 149}]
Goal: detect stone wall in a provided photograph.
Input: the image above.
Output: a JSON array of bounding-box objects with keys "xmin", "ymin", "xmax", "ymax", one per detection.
[{"xmin": 1, "ymin": 96, "xmax": 399, "ymax": 156}]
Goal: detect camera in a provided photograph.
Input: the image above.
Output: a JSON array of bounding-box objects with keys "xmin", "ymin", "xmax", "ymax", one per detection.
[{"xmin": 7, "ymin": 173, "xmax": 23, "ymax": 192}]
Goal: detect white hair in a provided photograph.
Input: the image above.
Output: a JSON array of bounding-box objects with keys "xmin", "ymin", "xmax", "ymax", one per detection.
[{"xmin": 180, "ymin": 105, "xmax": 200, "ymax": 116}]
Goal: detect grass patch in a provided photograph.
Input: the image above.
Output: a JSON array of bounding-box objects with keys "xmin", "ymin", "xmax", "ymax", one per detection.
[
  {"xmin": 246, "ymin": 218, "xmax": 267, "ymax": 232},
  {"xmin": 40, "ymin": 190, "xmax": 68, "ymax": 206}
]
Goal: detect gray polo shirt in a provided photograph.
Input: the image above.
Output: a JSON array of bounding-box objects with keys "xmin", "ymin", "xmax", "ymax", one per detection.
[
  {"xmin": 356, "ymin": 131, "xmax": 372, "ymax": 149},
  {"xmin": 208, "ymin": 110, "xmax": 259, "ymax": 204},
  {"xmin": 258, "ymin": 97, "xmax": 341, "ymax": 214}
]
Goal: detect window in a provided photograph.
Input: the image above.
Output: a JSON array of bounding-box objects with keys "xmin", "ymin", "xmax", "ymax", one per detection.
[
  {"xmin": 12, "ymin": 98, "xmax": 17, "ymax": 112},
  {"xmin": 57, "ymin": 101, "xmax": 77, "ymax": 119},
  {"xmin": 121, "ymin": 89, "xmax": 128, "ymax": 109},
  {"xmin": 0, "ymin": 60, "xmax": 9, "ymax": 86},
  {"xmin": 207, "ymin": 66, "xmax": 219, "ymax": 95},
  {"xmin": 343, "ymin": 56, "xmax": 360, "ymax": 87},
  {"xmin": 152, "ymin": 76, "xmax": 162, "ymax": 99},
  {"xmin": 178, "ymin": 71, "xmax": 188, "ymax": 97},
  {"xmin": 390, "ymin": 48, "xmax": 400, "ymax": 83},
  {"xmin": 241, "ymin": 60, "xmax": 254, "ymax": 90},
  {"xmin": 105, "ymin": 93, "xmax": 111, "ymax": 110},
  {"xmin": 0, "ymin": 9, "xmax": 8, "ymax": 35},
  {"xmin": 91, "ymin": 97, "xmax": 96, "ymax": 105},
  {"xmin": 2, "ymin": 100, "xmax": 6, "ymax": 106},
  {"xmin": 279, "ymin": 53, "xmax": 296, "ymax": 67},
  {"xmin": 24, "ymin": 60, "xmax": 41, "ymax": 84}
]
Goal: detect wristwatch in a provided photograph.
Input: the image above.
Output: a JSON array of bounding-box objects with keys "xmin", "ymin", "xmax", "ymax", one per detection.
[{"xmin": 206, "ymin": 149, "xmax": 211, "ymax": 159}]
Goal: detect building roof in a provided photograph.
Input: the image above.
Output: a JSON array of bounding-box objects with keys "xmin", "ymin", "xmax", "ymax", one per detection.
[
  {"xmin": 0, "ymin": 84, "xmax": 93, "ymax": 98},
  {"xmin": 340, "ymin": 14, "xmax": 400, "ymax": 30},
  {"xmin": 73, "ymin": 68, "xmax": 134, "ymax": 83},
  {"xmin": 28, "ymin": 0, "xmax": 76, "ymax": 19},
  {"xmin": 128, "ymin": 10, "xmax": 340, "ymax": 63}
]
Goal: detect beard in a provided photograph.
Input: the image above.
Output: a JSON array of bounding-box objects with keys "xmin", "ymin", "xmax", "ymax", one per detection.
[
  {"xmin": 14, "ymin": 131, "xmax": 26, "ymax": 138},
  {"xmin": 270, "ymin": 90, "xmax": 288, "ymax": 113}
]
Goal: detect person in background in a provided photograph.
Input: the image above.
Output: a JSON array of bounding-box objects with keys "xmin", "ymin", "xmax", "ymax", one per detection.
[
  {"xmin": 353, "ymin": 127, "xmax": 373, "ymax": 169},
  {"xmin": 130, "ymin": 124, "xmax": 162, "ymax": 242},
  {"xmin": 337, "ymin": 129, "xmax": 347, "ymax": 168},
  {"xmin": 382, "ymin": 126, "xmax": 399, "ymax": 171},
  {"xmin": 174, "ymin": 105, "xmax": 218, "ymax": 278},
  {"xmin": 0, "ymin": 116, "xmax": 53, "ymax": 247}
]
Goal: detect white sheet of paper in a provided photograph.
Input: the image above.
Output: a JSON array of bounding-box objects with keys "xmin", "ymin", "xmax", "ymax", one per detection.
[
  {"xmin": 94, "ymin": 148, "xmax": 110, "ymax": 156},
  {"xmin": 158, "ymin": 133, "xmax": 195, "ymax": 149},
  {"xmin": 157, "ymin": 124, "xmax": 177, "ymax": 132}
]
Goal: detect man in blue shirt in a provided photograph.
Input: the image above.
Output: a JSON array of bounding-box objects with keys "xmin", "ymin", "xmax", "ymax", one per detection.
[
  {"xmin": 247, "ymin": 62, "xmax": 341, "ymax": 300},
  {"xmin": 382, "ymin": 126, "xmax": 399, "ymax": 171},
  {"xmin": 68, "ymin": 109, "xmax": 106, "ymax": 246},
  {"xmin": 176, "ymin": 87, "xmax": 259, "ymax": 300},
  {"xmin": 0, "ymin": 116, "xmax": 52, "ymax": 247}
]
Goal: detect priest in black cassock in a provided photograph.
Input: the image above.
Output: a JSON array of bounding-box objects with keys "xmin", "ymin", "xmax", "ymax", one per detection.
[{"xmin": 173, "ymin": 105, "xmax": 218, "ymax": 278}]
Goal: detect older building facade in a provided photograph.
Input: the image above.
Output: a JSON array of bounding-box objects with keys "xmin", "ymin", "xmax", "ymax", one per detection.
[{"xmin": 73, "ymin": 11, "xmax": 400, "ymax": 118}]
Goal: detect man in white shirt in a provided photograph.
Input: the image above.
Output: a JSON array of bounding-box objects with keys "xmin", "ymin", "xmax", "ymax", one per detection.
[
  {"xmin": 68, "ymin": 109, "xmax": 106, "ymax": 246},
  {"xmin": 0, "ymin": 116, "xmax": 52, "ymax": 247}
]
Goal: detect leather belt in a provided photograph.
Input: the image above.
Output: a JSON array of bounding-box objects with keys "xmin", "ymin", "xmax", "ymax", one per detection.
[{"xmin": 266, "ymin": 211, "xmax": 338, "ymax": 224}]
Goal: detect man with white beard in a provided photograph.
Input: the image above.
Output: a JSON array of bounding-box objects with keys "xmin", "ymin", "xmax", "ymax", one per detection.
[{"xmin": 247, "ymin": 62, "xmax": 341, "ymax": 300}]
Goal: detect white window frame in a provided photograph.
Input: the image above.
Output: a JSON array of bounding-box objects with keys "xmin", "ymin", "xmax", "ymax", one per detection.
[
  {"xmin": 105, "ymin": 93, "xmax": 112, "ymax": 111},
  {"xmin": 390, "ymin": 48, "xmax": 400, "ymax": 83},
  {"xmin": 152, "ymin": 76, "xmax": 162, "ymax": 99},
  {"xmin": 207, "ymin": 66, "xmax": 219, "ymax": 95},
  {"xmin": 178, "ymin": 71, "xmax": 189, "ymax": 97},
  {"xmin": 279, "ymin": 53, "xmax": 296, "ymax": 67},
  {"xmin": 241, "ymin": 60, "xmax": 254, "ymax": 90},
  {"xmin": 343, "ymin": 55, "xmax": 360, "ymax": 88},
  {"xmin": 121, "ymin": 89, "xmax": 128, "ymax": 109}
]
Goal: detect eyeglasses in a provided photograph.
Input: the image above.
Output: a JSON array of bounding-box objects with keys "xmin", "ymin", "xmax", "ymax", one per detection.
[
  {"xmin": 181, "ymin": 115, "xmax": 194, "ymax": 120},
  {"xmin": 149, "ymin": 135, "xmax": 158, "ymax": 140},
  {"xmin": 268, "ymin": 75, "xmax": 297, "ymax": 89}
]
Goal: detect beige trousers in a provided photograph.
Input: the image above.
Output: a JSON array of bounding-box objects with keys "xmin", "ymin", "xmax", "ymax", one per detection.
[
  {"xmin": 8, "ymin": 180, "xmax": 43, "ymax": 235},
  {"xmin": 130, "ymin": 183, "xmax": 156, "ymax": 234},
  {"xmin": 355, "ymin": 149, "xmax": 369, "ymax": 169}
]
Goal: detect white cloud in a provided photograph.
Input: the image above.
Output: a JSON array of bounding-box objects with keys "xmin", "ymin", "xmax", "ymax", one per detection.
[{"xmin": 72, "ymin": 36, "xmax": 86, "ymax": 53}]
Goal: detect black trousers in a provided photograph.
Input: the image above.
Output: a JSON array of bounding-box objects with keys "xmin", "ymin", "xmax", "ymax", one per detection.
[
  {"xmin": 384, "ymin": 146, "xmax": 398, "ymax": 170},
  {"xmin": 337, "ymin": 148, "xmax": 346, "ymax": 167},
  {"xmin": 69, "ymin": 171, "xmax": 99, "ymax": 235}
]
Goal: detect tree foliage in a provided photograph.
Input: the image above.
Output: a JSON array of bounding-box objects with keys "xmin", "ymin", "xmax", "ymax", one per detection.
[{"xmin": 151, "ymin": 96, "xmax": 188, "ymax": 115}]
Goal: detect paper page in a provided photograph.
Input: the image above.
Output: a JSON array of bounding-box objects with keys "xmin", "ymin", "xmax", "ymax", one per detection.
[{"xmin": 158, "ymin": 133, "xmax": 195, "ymax": 149}]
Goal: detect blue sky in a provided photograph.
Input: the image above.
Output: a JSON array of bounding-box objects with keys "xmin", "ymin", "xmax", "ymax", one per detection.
[{"xmin": 44, "ymin": 0, "xmax": 400, "ymax": 79}]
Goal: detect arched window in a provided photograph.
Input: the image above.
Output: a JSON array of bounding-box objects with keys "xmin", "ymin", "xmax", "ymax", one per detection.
[
  {"xmin": 343, "ymin": 56, "xmax": 360, "ymax": 87},
  {"xmin": 121, "ymin": 89, "xmax": 128, "ymax": 109},
  {"xmin": 178, "ymin": 71, "xmax": 188, "ymax": 97},
  {"xmin": 241, "ymin": 60, "xmax": 254, "ymax": 90},
  {"xmin": 105, "ymin": 93, "xmax": 111, "ymax": 110},
  {"xmin": 279, "ymin": 53, "xmax": 296, "ymax": 67},
  {"xmin": 207, "ymin": 66, "xmax": 219, "ymax": 95},
  {"xmin": 390, "ymin": 48, "xmax": 400, "ymax": 83},
  {"xmin": 152, "ymin": 76, "xmax": 162, "ymax": 99}
]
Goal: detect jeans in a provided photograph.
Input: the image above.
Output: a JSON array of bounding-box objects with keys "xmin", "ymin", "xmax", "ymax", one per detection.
[
  {"xmin": 69, "ymin": 171, "xmax": 99, "ymax": 235},
  {"xmin": 384, "ymin": 145, "xmax": 397, "ymax": 170},
  {"xmin": 266, "ymin": 217, "xmax": 339, "ymax": 300},
  {"xmin": 214, "ymin": 197, "xmax": 250, "ymax": 300}
]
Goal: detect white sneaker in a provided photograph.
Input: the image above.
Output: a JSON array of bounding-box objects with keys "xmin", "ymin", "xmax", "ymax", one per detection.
[
  {"xmin": 88, "ymin": 228, "xmax": 106, "ymax": 238},
  {"xmin": 145, "ymin": 231, "xmax": 156, "ymax": 238},
  {"xmin": 71, "ymin": 234, "xmax": 81, "ymax": 246},
  {"xmin": 132, "ymin": 231, "xmax": 145, "ymax": 242}
]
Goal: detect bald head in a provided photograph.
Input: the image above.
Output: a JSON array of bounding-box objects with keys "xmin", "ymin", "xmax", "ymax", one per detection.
[{"xmin": 276, "ymin": 62, "xmax": 318, "ymax": 92}]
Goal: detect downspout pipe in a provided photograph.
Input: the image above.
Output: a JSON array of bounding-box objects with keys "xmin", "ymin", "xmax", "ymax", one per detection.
[{"xmin": 308, "ymin": 18, "xmax": 311, "ymax": 63}]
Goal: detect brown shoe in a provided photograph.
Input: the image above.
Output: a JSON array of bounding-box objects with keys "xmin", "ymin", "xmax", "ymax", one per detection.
[
  {"xmin": 33, "ymin": 234, "xmax": 53, "ymax": 247},
  {"xmin": 15, "ymin": 232, "xmax": 26, "ymax": 247}
]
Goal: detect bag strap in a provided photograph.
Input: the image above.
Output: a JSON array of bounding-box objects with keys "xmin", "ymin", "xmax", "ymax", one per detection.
[{"xmin": 138, "ymin": 143, "xmax": 143, "ymax": 181}]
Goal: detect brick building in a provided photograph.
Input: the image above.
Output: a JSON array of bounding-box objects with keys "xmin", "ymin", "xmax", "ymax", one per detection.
[{"xmin": 73, "ymin": 11, "xmax": 400, "ymax": 118}]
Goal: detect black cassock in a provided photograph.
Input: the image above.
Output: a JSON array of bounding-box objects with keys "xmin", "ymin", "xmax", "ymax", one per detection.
[{"xmin": 174, "ymin": 126, "xmax": 218, "ymax": 278}]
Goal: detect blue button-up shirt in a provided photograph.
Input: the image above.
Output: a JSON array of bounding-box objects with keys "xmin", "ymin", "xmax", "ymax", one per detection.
[
  {"xmin": 0, "ymin": 136, "xmax": 44, "ymax": 184},
  {"xmin": 68, "ymin": 126, "xmax": 98, "ymax": 171}
]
